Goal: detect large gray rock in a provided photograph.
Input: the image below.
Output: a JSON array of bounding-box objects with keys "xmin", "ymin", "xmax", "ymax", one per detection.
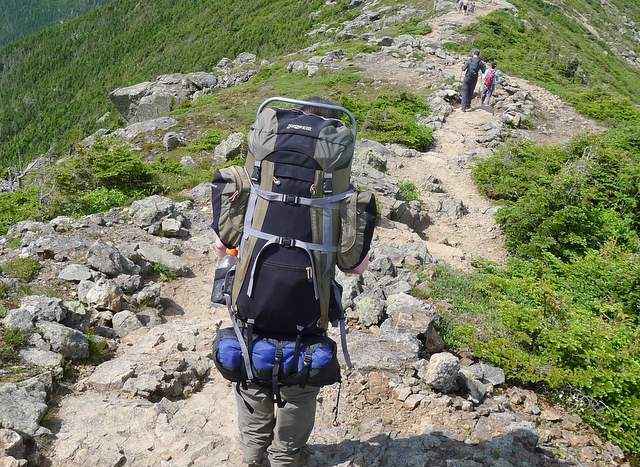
[
  {"xmin": 390, "ymin": 201, "xmax": 430, "ymax": 234},
  {"xmin": 78, "ymin": 279, "xmax": 123, "ymax": 312},
  {"xmin": 352, "ymin": 293, "xmax": 385, "ymax": 327},
  {"xmin": 113, "ymin": 117, "xmax": 178, "ymax": 141},
  {"xmin": 2, "ymin": 296, "xmax": 66, "ymax": 332},
  {"xmin": 379, "ymin": 293, "xmax": 444, "ymax": 354},
  {"xmin": 35, "ymin": 322, "xmax": 89, "ymax": 361},
  {"xmin": 87, "ymin": 242, "xmax": 139, "ymax": 277},
  {"xmin": 135, "ymin": 243, "xmax": 190, "ymax": 276},
  {"xmin": 162, "ymin": 132, "xmax": 186, "ymax": 151},
  {"xmin": 467, "ymin": 362, "xmax": 506, "ymax": 386},
  {"xmin": 338, "ymin": 329, "xmax": 419, "ymax": 373},
  {"xmin": 109, "ymin": 73, "xmax": 219, "ymax": 123},
  {"xmin": 130, "ymin": 195, "xmax": 177, "ymax": 228},
  {"xmin": 0, "ymin": 375, "xmax": 51, "ymax": 436},
  {"xmin": 418, "ymin": 352, "xmax": 460, "ymax": 393},
  {"xmin": 58, "ymin": 264, "xmax": 92, "ymax": 282},
  {"xmin": 19, "ymin": 348, "xmax": 64, "ymax": 369},
  {"xmin": 459, "ymin": 368, "xmax": 491, "ymax": 404},
  {"xmin": 132, "ymin": 283, "xmax": 161, "ymax": 307},
  {"xmin": 214, "ymin": 132, "xmax": 244, "ymax": 160},
  {"xmin": 112, "ymin": 310, "xmax": 143, "ymax": 338}
]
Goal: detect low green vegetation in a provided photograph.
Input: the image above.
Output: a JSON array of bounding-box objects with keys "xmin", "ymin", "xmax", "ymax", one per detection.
[
  {"xmin": 1, "ymin": 257, "xmax": 42, "ymax": 282},
  {"xmin": 0, "ymin": 328, "xmax": 27, "ymax": 364},
  {"xmin": 343, "ymin": 92, "xmax": 433, "ymax": 151},
  {"xmin": 86, "ymin": 333, "xmax": 110, "ymax": 363},
  {"xmin": 390, "ymin": 17, "xmax": 433, "ymax": 36},
  {"xmin": 418, "ymin": 125, "xmax": 640, "ymax": 453},
  {"xmin": 452, "ymin": 4, "xmax": 640, "ymax": 125},
  {"xmin": 149, "ymin": 262, "xmax": 177, "ymax": 283},
  {"xmin": 0, "ymin": 140, "xmax": 214, "ymax": 234},
  {"xmin": 397, "ymin": 181, "xmax": 421, "ymax": 202},
  {"xmin": 185, "ymin": 129, "xmax": 224, "ymax": 153},
  {"xmin": 189, "ymin": 66, "xmax": 433, "ymax": 150}
]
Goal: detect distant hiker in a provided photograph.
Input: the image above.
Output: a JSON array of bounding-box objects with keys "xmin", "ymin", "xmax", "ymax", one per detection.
[
  {"xmin": 481, "ymin": 62, "xmax": 501, "ymax": 106},
  {"xmin": 462, "ymin": 0, "xmax": 468, "ymax": 14},
  {"xmin": 468, "ymin": 0, "xmax": 476, "ymax": 13},
  {"xmin": 211, "ymin": 96, "xmax": 376, "ymax": 467},
  {"xmin": 456, "ymin": 0, "xmax": 465, "ymax": 12},
  {"xmin": 460, "ymin": 49, "xmax": 486, "ymax": 111}
]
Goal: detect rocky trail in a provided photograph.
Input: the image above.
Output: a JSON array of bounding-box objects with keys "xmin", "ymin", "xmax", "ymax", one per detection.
[{"xmin": 0, "ymin": 0, "xmax": 628, "ymax": 466}]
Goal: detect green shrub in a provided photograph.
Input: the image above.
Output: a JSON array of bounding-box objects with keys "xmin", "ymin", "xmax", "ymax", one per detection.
[
  {"xmin": 474, "ymin": 127, "xmax": 640, "ymax": 260},
  {"xmin": 0, "ymin": 189, "xmax": 42, "ymax": 235},
  {"xmin": 0, "ymin": 305, "xmax": 7, "ymax": 319},
  {"xmin": 186, "ymin": 129, "xmax": 224, "ymax": 152},
  {"xmin": 343, "ymin": 92, "xmax": 433, "ymax": 151},
  {"xmin": 149, "ymin": 262, "xmax": 177, "ymax": 283},
  {"xmin": 446, "ymin": 124, "xmax": 640, "ymax": 454},
  {"xmin": 420, "ymin": 251, "xmax": 640, "ymax": 453},
  {"xmin": 0, "ymin": 328, "xmax": 27, "ymax": 363},
  {"xmin": 393, "ymin": 18, "xmax": 432, "ymax": 36},
  {"xmin": 1, "ymin": 257, "xmax": 42, "ymax": 282},
  {"xmin": 86, "ymin": 333, "xmax": 110, "ymax": 363},
  {"xmin": 77, "ymin": 187, "xmax": 130, "ymax": 215},
  {"xmin": 398, "ymin": 181, "xmax": 421, "ymax": 202}
]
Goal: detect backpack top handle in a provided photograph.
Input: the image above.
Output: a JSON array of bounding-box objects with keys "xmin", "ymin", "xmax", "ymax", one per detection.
[{"xmin": 257, "ymin": 97, "xmax": 357, "ymax": 138}]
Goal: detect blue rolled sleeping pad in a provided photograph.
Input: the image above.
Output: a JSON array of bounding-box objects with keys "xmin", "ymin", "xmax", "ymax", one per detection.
[{"xmin": 214, "ymin": 327, "xmax": 340, "ymax": 387}]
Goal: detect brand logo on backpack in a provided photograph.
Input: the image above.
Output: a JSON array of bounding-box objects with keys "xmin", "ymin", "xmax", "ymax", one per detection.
[{"xmin": 287, "ymin": 123, "xmax": 313, "ymax": 132}]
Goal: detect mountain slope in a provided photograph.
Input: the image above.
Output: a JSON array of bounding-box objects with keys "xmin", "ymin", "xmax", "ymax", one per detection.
[
  {"xmin": 0, "ymin": 0, "xmax": 107, "ymax": 47},
  {"xmin": 0, "ymin": 0, "xmax": 335, "ymax": 169}
]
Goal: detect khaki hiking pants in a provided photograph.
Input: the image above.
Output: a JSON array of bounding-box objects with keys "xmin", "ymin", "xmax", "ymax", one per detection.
[{"xmin": 235, "ymin": 383, "xmax": 320, "ymax": 467}]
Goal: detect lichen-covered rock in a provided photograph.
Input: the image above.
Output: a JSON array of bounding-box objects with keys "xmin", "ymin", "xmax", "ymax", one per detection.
[
  {"xmin": 18, "ymin": 348, "xmax": 64, "ymax": 369},
  {"xmin": 135, "ymin": 243, "xmax": 190, "ymax": 276},
  {"xmin": 58, "ymin": 264, "xmax": 92, "ymax": 282},
  {"xmin": 87, "ymin": 242, "xmax": 139, "ymax": 277},
  {"xmin": 0, "ymin": 374, "xmax": 51, "ymax": 437},
  {"xmin": 35, "ymin": 321, "xmax": 89, "ymax": 361},
  {"xmin": 112, "ymin": 310, "xmax": 143, "ymax": 338},
  {"xmin": 418, "ymin": 352, "xmax": 460, "ymax": 393},
  {"xmin": 352, "ymin": 292, "xmax": 385, "ymax": 327},
  {"xmin": 129, "ymin": 195, "xmax": 177, "ymax": 228},
  {"xmin": 78, "ymin": 279, "xmax": 123, "ymax": 312},
  {"xmin": 213, "ymin": 132, "xmax": 244, "ymax": 160}
]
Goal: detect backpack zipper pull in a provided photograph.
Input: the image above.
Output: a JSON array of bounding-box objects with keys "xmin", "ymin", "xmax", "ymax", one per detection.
[{"xmin": 273, "ymin": 177, "xmax": 281, "ymax": 186}]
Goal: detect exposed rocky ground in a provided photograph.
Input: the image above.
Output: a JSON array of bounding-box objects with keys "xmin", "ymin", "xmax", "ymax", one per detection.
[{"xmin": 0, "ymin": 1, "xmax": 630, "ymax": 466}]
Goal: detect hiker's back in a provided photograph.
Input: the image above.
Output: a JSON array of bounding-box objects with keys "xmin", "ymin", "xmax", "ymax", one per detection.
[{"xmin": 466, "ymin": 56, "xmax": 482, "ymax": 78}]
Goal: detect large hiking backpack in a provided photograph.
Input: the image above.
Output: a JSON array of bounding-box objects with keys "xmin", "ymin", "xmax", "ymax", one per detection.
[
  {"xmin": 484, "ymin": 68, "xmax": 496, "ymax": 88},
  {"xmin": 466, "ymin": 56, "xmax": 483, "ymax": 78},
  {"xmin": 211, "ymin": 97, "xmax": 377, "ymax": 395}
]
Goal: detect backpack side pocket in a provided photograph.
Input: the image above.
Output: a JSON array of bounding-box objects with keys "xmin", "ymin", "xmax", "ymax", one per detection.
[
  {"xmin": 211, "ymin": 166, "xmax": 251, "ymax": 248},
  {"xmin": 337, "ymin": 191, "xmax": 377, "ymax": 271}
]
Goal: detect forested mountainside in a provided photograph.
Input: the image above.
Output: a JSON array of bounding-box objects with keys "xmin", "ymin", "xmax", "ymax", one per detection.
[
  {"xmin": 0, "ymin": 0, "xmax": 336, "ymax": 169},
  {"xmin": 0, "ymin": 0, "xmax": 107, "ymax": 47}
]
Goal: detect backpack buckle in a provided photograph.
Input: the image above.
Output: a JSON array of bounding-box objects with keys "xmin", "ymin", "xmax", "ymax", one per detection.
[
  {"xmin": 283, "ymin": 194, "xmax": 299, "ymax": 205},
  {"xmin": 277, "ymin": 237, "xmax": 294, "ymax": 248}
]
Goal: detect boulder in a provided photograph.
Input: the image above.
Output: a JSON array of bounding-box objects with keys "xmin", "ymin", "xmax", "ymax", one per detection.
[
  {"xmin": 113, "ymin": 117, "xmax": 178, "ymax": 141},
  {"xmin": 3, "ymin": 296, "xmax": 67, "ymax": 332},
  {"xmin": 161, "ymin": 218, "xmax": 184, "ymax": 237},
  {"xmin": 217, "ymin": 57, "xmax": 232, "ymax": 69},
  {"xmin": 58, "ymin": 264, "xmax": 92, "ymax": 282},
  {"xmin": 130, "ymin": 195, "xmax": 177, "ymax": 228},
  {"xmin": 213, "ymin": 132, "xmax": 244, "ymax": 160},
  {"xmin": 235, "ymin": 52, "xmax": 256, "ymax": 66},
  {"xmin": 18, "ymin": 348, "xmax": 64, "ymax": 369},
  {"xmin": 390, "ymin": 201, "xmax": 430, "ymax": 234},
  {"xmin": 113, "ymin": 274, "xmax": 142, "ymax": 294},
  {"xmin": 87, "ymin": 242, "xmax": 139, "ymax": 277},
  {"xmin": 418, "ymin": 352, "xmax": 460, "ymax": 393},
  {"xmin": 78, "ymin": 279, "xmax": 123, "ymax": 312},
  {"xmin": 0, "ymin": 375, "xmax": 51, "ymax": 436},
  {"xmin": 162, "ymin": 132, "xmax": 186, "ymax": 151},
  {"xmin": 352, "ymin": 293, "xmax": 385, "ymax": 327},
  {"xmin": 438, "ymin": 198, "xmax": 468, "ymax": 219},
  {"xmin": 135, "ymin": 243, "xmax": 190, "ymax": 276},
  {"xmin": 112, "ymin": 310, "xmax": 143, "ymax": 338},
  {"xmin": 35, "ymin": 322, "xmax": 89, "ymax": 361}
]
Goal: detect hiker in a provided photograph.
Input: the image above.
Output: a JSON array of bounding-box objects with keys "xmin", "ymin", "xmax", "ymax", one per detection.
[
  {"xmin": 462, "ymin": 0, "xmax": 468, "ymax": 14},
  {"xmin": 460, "ymin": 49, "xmax": 486, "ymax": 111},
  {"xmin": 481, "ymin": 61, "xmax": 501, "ymax": 106},
  {"xmin": 468, "ymin": 0, "xmax": 476, "ymax": 13},
  {"xmin": 456, "ymin": 0, "xmax": 465, "ymax": 12},
  {"xmin": 211, "ymin": 97, "xmax": 376, "ymax": 467}
]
